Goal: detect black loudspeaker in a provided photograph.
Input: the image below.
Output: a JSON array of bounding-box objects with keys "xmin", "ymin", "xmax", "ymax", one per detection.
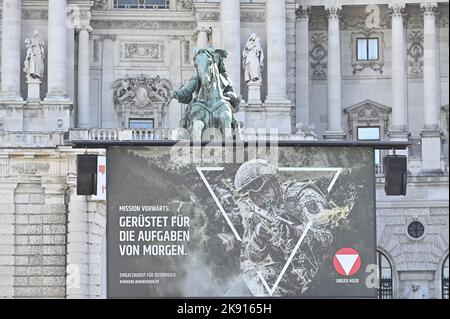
[
  {"xmin": 384, "ymin": 155, "xmax": 407, "ymax": 196},
  {"xmin": 77, "ymin": 155, "xmax": 98, "ymax": 195}
]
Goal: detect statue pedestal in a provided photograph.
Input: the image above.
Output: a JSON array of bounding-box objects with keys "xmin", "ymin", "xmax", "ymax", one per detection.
[
  {"xmin": 26, "ymin": 78, "xmax": 41, "ymax": 102},
  {"xmin": 246, "ymin": 82, "xmax": 262, "ymax": 105}
]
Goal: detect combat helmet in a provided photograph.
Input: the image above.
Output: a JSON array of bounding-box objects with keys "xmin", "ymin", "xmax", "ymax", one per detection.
[{"xmin": 234, "ymin": 159, "xmax": 282, "ymax": 203}]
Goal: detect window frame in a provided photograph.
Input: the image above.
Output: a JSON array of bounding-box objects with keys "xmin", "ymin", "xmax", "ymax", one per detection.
[
  {"xmin": 128, "ymin": 118, "xmax": 155, "ymax": 129},
  {"xmin": 357, "ymin": 126, "xmax": 381, "ymax": 165},
  {"xmin": 356, "ymin": 37, "xmax": 379, "ymax": 62},
  {"xmin": 377, "ymin": 250, "xmax": 393, "ymax": 299},
  {"xmin": 356, "ymin": 126, "xmax": 381, "ymax": 141},
  {"xmin": 407, "ymin": 221, "xmax": 425, "ymax": 240}
]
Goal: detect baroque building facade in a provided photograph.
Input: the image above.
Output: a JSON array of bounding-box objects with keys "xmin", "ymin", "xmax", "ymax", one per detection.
[{"xmin": 0, "ymin": 0, "xmax": 448, "ymax": 298}]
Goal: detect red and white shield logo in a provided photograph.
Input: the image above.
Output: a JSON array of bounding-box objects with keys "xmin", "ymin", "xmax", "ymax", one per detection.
[{"xmin": 333, "ymin": 247, "xmax": 361, "ymax": 276}]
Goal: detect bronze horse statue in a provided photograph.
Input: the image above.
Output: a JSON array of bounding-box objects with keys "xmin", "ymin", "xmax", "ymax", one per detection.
[{"xmin": 173, "ymin": 47, "xmax": 241, "ymax": 140}]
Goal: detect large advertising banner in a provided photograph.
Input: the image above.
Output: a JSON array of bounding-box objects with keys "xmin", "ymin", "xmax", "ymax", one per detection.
[{"xmin": 107, "ymin": 145, "xmax": 377, "ymax": 298}]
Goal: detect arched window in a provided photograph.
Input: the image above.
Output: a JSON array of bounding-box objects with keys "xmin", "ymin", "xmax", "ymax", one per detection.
[
  {"xmin": 114, "ymin": 0, "xmax": 169, "ymax": 9},
  {"xmin": 377, "ymin": 250, "xmax": 393, "ymax": 299},
  {"xmin": 443, "ymin": 255, "xmax": 449, "ymax": 299}
]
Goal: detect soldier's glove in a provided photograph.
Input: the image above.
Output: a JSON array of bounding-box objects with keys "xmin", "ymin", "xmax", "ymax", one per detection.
[{"xmin": 255, "ymin": 221, "xmax": 273, "ymax": 243}]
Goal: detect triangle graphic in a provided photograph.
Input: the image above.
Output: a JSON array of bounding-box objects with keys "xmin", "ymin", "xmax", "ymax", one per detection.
[
  {"xmin": 336, "ymin": 254, "xmax": 359, "ymax": 275},
  {"xmin": 197, "ymin": 165, "xmax": 344, "ymax": 295}
]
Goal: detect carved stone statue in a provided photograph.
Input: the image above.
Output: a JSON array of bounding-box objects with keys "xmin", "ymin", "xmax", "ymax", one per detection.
[
  {"xmin": 23, "ymin": 31, "xmax": 45, "ymax": 81},
  {"xmin": 172, "ymin": 47, "xmax": 241, "ymax": 140},
  {"xmin": 406, "ymin": 283, "xmax": 427, "ymax": 299},
  {"xmin": 242, "ymin": 33, "xmax": 264, "ymax": 84}
]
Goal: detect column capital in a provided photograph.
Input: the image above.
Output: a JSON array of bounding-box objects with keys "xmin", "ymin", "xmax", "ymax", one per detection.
[
  {"xmin": 69, "ymin": 5, "xmax": 93, "ymax": 32},
  {"xmin": 420, "ymin": 2, "xmax": 438, "ymax": 17},
  {"xmin": 75, "ymin": 25, "xmax": 93, "ymax": 33},
  {"xmin": 325, "ymin": 5, "xmax": 342, "ymax": 21},
  {"xmin": 296, "ymin": 5, "xmax": 311, "ymax": 20},
  {"xmin": 388, "ymin": 3, "xmax": 406, "ymax": 18}
]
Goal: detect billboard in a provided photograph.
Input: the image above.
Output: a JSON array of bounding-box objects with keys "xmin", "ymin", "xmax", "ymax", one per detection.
[{"xmin": 107, "ymin": 145, "xmax": 377, "ymax": 298}]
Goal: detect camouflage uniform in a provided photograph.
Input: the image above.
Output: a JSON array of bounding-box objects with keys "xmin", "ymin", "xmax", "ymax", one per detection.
[{"xmin": 234, "ymin": 160, "xmax": 333, "ymax": 296}]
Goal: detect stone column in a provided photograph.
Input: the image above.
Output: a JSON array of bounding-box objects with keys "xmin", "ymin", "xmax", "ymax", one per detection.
[
  {"xmin": 420, "ymin": 2, "xmax": 442, "ymax": 174},
  {"xmin": 66, "ymin": 185, "xmax": 89, "ymax": 298},
  {"xmin": 168, "ymin": 36, "xmax": 183, "ymax": 129},
  {"xmin": 295, "ymin": 5, "xmax": 311, "ymax": 131},
  {"xmin": 0, "ymin": 0, "xmax": 22, "ymax": 101},
  {"xmin": 101, "ymin": 35, "xmax": 116, "ymax": 128},
  {"xmin": 45, "ymin": 0, "xmax": 69, "ymax": 101},
  {"xmin": 324, "ymin": 5, "xmax": 345, "ymax": 140},
  {"xmin": 77, "ymin": 26, "xmax": 92, "ymax": 128},
  {"xmin": 220, "ymin": 0, "xmax": 241, "ymax": 96},
  {"xmin": 195, "ymin": 26, "xmax": 212, "ymax": 49},
  {"xmin": 388, "ymin": 3, "xmax": 409, "ymax": 142},
  {"xmin": 67, "ymin": 26, "xmax": 76, "ymax": 101},
  {"xmin": 265, "ymin": 0, "xmax": 290, "ymax": 104}
]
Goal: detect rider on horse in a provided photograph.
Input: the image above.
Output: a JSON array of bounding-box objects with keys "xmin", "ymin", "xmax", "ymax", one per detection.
[{"xmin": 173, "ymin": 47, "xmax": 241, "ymax": 139}]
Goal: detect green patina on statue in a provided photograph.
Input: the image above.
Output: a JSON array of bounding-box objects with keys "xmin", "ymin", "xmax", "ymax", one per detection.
[{"xmin": 173, "ymin": 47, "xmax": 242, "ymax": 140}]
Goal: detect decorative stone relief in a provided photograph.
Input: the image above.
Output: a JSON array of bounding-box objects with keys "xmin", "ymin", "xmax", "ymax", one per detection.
[
  {"xmin": 350, "ymin": 29, "xmax": 385, "ymax": 74},
  {"xmin": 184, "ymin": 40, "xmax": 191, "ymax": 65},
  {"xmin": 11, "ymin": 163, "xmax": 50, "ymax": 175},
  {"xmin": 120, "ymin": 42, "xmax": 163, "ymax": 62},
  {"xmin": 113, "ymin": 75, "xmax": 171, "ymax": 106},
  {"xmin": 22, "ymin": 9, "xmax": 48, "ymax": 20},
  {"xmin": 113, "ymin": 75, "xmax": 172, "ymax": 128},
  {"xmin": 93, "ymin": 0, "xmax": 107, "ymax": 10},
  {"xmin": 196, "ymin": 12, "xmax": 220, "ymax": 22},
  {"xmin": 91, "ymin": 20, "xmax": 196, "ymax": 31},
  {"xmin": 93, "ymin": 38, "xmax": 100, "ymax": 63},
  {"xmin": 241, "ymin": 11, "xmax": 265, "ymax": 23},
  {"xmin": 439, "ymin": 6, "xmax": 449, "ymax": 27},
  {"xmin": 308, "ymin": 8, "xmax": 327, "ymax": 31},
  {"xmin": 344, "ymin": 99, "xmax": 391, "ymax": 139},
  {"xmin": 176, "ymin": 0, "xmax": 193, "ymax": 11},
  {"xmin": 405, "ymin": 5, "xmax": 423, "ymax": 29},
  {"xmin": 309, "ymin": 32, "xmax": 327, "ymax": 79},
  {"xmin": 407, "ymin": 30, "xmax": 424, "ymax": 77}
]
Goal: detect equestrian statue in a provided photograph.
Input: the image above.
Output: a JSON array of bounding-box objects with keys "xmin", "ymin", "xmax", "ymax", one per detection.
[{"xmin": 172, "ymin": 47, "xmax": 242, "ymax": 140}]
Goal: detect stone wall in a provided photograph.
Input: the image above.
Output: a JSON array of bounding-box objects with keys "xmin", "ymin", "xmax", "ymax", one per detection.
[{"xmin": 0, "ymin": 148, "xmax": 107, "ymax": 298}]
